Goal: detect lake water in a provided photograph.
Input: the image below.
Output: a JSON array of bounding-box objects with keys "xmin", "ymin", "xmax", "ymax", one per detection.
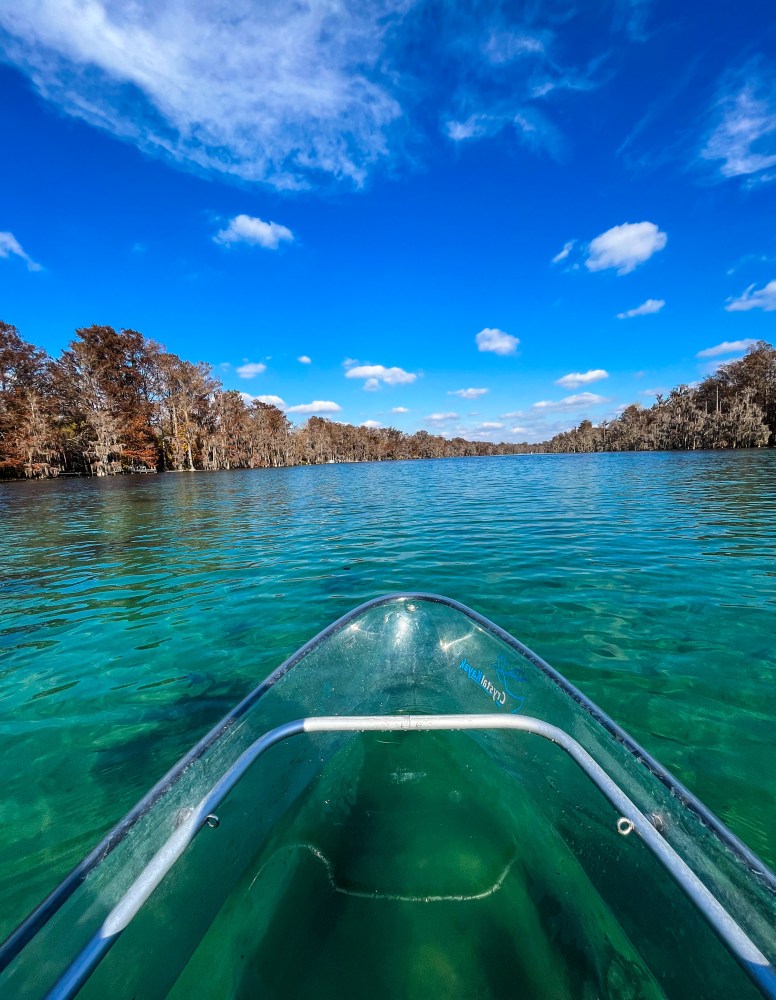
[{"xmin": 1, "ymin": 451, "xmax": 774, "ymax": 943}]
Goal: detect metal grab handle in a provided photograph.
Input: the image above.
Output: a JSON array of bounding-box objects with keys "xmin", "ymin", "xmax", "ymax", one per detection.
[{"xmin": 44, "ymin": 715, "xmax": 776, "ymax": 1000}]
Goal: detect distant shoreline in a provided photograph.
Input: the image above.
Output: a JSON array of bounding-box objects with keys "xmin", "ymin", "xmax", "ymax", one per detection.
[
  {"xmin": 2, "ymin": 321, "xmax": 773, "ymax": 481},
  {"xmin": 2, "ymin": 446, "xmax": 775, "ymax": 487}
]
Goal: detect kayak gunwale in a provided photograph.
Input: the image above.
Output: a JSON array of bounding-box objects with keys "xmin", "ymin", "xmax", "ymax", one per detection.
[{"xmin": 1, "ymin": 591, "xmax": 774, "ymax": 977}]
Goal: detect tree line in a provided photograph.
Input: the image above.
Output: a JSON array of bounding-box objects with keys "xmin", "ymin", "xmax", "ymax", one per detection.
[
  {"xmin": 1, "ymin": 322, "xmax": 773, "ymax": 480},
  {"xmin": 543, "ymin": 341, "xmax": 775, "ymax": 454},
  {"xmin": 0, "ymin": 321, "xmax": 528, "ymax": 479}
]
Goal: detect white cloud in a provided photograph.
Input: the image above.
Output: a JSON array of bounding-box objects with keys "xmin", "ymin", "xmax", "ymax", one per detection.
[
  {"xmin": 240, "ymin": 391, "xmax": 287, "ymax": 409},
  {"xmin": 478, "ymin": 421, "xmax": 504, "ymax": 430},
  {"xmin": 0, "ymin": 231, "xmax": 42, "ymax": 271},
  {"xmin": 449, "ymin": 387, "xmax": 489, "ymax": 399},
  {"xmin": 427, "ymin": 412, "xmax": 458, "ymax": 421},
  {"xmin": 214, "ymin": 215, "xmax": 293, "ymax": 250},
  {"xmin": 724, "ymin": 281, "xmax": 776, "ymax": 313},
  {"xmin": 0, "ymin": 1, "xmax": 404, "ymax": 190},
  {"xmin": 533, "ymin": 392, "xmax": 608, "ymax": 410},
  {"xmin": 701, "ymin": 65, "xmax": 776, "ymax": 182},
  {"xmin": 509, "ymin": 426, "xmax": 528, "ymax": 434},
  {"xmin": 361, "ymin": 419, "xmax": 381, "ymax": 428},
  {"xmin": 555, "ymin": 369, "xmax": 608, "ymax": 388},
  {"xmin": 551, "ymin": 240, "xmax": 574, "ymax": 264},
  {"xmin": 297, "ymin": 355, "xmax": 311, "ymax": 364},
  {"xmin": 235, "ymin": 362, "xmax": 267, "ymax": 379},
  {"xmin": 286, "ymin": 400, "xmax": 342, "ymax": 414},
  {"xmin": 255, "ymin": 394, "xmax": 287, "ymax": 408},
  {"xmin": 475, "ymin": 328, "xmax": 519, "ymax": 355},
  {"xmin": 696, "ymin": 339, "xmax": 758, "ymax": 358},
  {"xmin": 344, "ymin": 364, "xmax": 417, "ymax": 387},
  {"xmin": 617, "ymin": 298, "xmax": 665, "ymax": 319},
  {"xmin": 391, "ymin": 406, "xmax": 409, "ymax": 413},
  {"xmin": 586, "ymin": 222, "xmax": 667, "ymax": 275}
]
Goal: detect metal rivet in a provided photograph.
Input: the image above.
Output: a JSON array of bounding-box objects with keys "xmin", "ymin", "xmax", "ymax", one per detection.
[
  {"xmin": 650, "ymin": 812, "xmax": 665, "ymax": 834},
  {"xmin": 617, "ymin": 817, "xmax": 635, "ymax": 836},
  {"xmin": 205, "ymin": 814, "xmax": 220, "ymax": 829}
]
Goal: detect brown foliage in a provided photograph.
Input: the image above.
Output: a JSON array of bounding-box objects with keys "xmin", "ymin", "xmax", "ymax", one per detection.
[
  {"xmin": 1, "ymin": 321, "xmax": 772, "ymax": 480},
  {"xmin": 0, "ymin": 320, "xmax": 528, "ymax": 479},
  {"xmin": 542, "ymin": 342, "xmax": 775, "ymax": 454}
]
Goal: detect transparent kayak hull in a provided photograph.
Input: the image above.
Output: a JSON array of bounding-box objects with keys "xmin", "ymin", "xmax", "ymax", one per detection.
[{"xmin": 1, "ymin": 594, "xmax": 774, "ymax": 999}]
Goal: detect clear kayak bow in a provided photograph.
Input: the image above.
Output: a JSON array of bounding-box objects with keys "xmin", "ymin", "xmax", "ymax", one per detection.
[{"xmin": 1, "ymin": 594, "xmax": 774, "ymax": 999}]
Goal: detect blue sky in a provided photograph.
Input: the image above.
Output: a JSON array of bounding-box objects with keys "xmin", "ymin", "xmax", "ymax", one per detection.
[{"xmin": 1, "ymin": 0, "xmax": 775, "ymax": 443}]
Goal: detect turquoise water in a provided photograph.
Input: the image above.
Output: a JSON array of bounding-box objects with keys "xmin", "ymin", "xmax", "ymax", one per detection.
[{"xmin": 1, "ymin": 452, "xmax": 775, "ymax": 943}]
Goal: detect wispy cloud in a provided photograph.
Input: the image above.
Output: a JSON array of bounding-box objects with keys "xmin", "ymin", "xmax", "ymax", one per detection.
[
  {"xmin": 726, "ymin": 253, "xmax": 776, "ymax": 275},
  {"xmin": 255, "ymin": 394, "xmax": 287, "ymax": 408},
  {"xmin": 475, "ymin": 328, "xmax": 519, "ymax": 355},
  {"xmin": 617, "ymin": 297, "xmax": 665, "ymax": 318},
  {"xmin": 214, "ymin": 215, "xmax": 293, "ymax": 249},
  {"xmin": 701, "ymin": 61, "xmax": 776, "ymax": 184},
  {"xmin": 426, "ymin": 412, "xmax": 458, "ymax": 422},
  {"xmin": 724, "ymin": 280, "xmax": 776, "ymax": 312},
  {"xmin": 286, "ymin": 400, "xmax": 342, "ymax": 414},
  {"xmin": 0, "ymin": 0, "xmax": 404, "ymax": 190},
  {"xmin": 483, "ymin": 30, "xmax": 545, "ymax": 64},
  {"xmin": 586, "ymin": 221, "xmax": 667, "ymax": 274},
  {"xmin": 297, "ymin": 355, "xmax": 311, "ymax": 364},
  {"xmin": 533, "ymin": 392, "xmax": 608, "ymax": 410},
  {"xmin": 449, "ymin": 387, "xmax": 489, "ymax": 399},
  {"xmin": 612, "ymin": 0, "xmax": 655, "ymax": 41},
  {"xmin": 344, "ymin": 362, "xmax": 417, "ymax": 389},
  {"xmin": 551, "ymin": 240, "xmax": 575, "ymax": 264},
  {"xmin": 235, "ymin": 362, "xmax": 267, "ymax": 378},
  {"xmin": 445, "ymin": 107, "xmax": 565, "ymax": 159},
  {"xmin": 0, "ymin": 1, "xmax": 653, "ymax": 193},
  {"xmin": 391, "ymin": 406, "xmax": 409, "ymax": 414},
  {"xmin": 436, "ymin": 4, "xmax": 621, "ymax": 163},
  {"xmin": 555, "ymin": 369, "xmax": 608, "ymax": 388},
  {"xmin": 361, "ymin": 419, "xmax": 381, "ymax": 428},
  {"xmin": 0, "ymin": 231, "xmax": 42, "ymax": 271},
  {"xmin": 696, "ymin": 339, "xmax": 758, "ymax": 358}
]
